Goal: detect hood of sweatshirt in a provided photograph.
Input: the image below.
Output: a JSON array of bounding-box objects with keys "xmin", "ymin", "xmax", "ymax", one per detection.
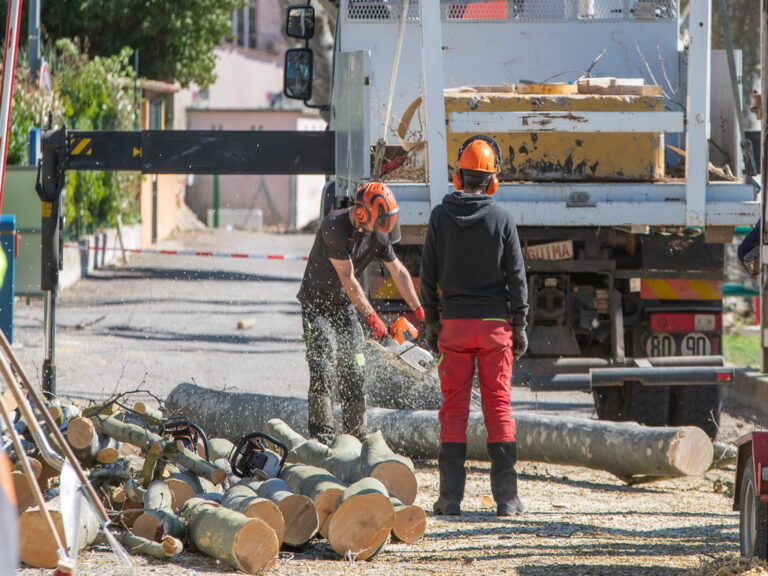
[{"xmin": 441, "ymin": 192, "xmax": 495, "ymax": 227}]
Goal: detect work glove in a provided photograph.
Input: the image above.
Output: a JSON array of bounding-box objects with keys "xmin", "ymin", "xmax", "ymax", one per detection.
[
  {"xmin": 743, "ymin": 245, "xmax": 760, "ymax": 279},
  {"xmin": 413, "ymin": 306, "xmax": 426, "ymax": 323},
  {"xmin": 513, "ymin": 326, "xmax": 528, "ymax": 360},
  {"xmin": 365, "ymin": 311, "xmax": 388, "ymax": 339},
  {"xmin": 426, "ymin": 322, "xmax": 441, "ymax": 354}
]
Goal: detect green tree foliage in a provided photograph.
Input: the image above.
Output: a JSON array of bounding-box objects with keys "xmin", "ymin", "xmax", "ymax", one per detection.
[
  {"xmin": 8, "ymin": 39, "xmax": 140, "ymax": 236},
  {"xmin": 39, "ymin": 0, "xmax": 243, "ymax": 89},
  {"xmin": 52, "ymin": 39, "xmax": 140, "ymax": 236}
]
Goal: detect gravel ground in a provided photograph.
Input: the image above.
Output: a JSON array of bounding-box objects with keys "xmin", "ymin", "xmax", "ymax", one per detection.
[{"xmin": 14, "ymin": 397, "xmax": 764, "ymax": 576}]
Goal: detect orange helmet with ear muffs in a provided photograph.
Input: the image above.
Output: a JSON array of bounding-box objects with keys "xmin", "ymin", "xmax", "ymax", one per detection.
[
  {"xmin": 452, "ymin": 135, "xmax": 502, "ymax": 195},
  {"xmin": 354, "ymin": 182, "xmax": 402, "ymax": 244}
]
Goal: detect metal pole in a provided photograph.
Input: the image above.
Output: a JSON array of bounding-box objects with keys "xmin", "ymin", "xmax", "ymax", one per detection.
[
  {"xmin": 28, "ymin": 0, "xmax": 40, "ymax": 82},
  {"xmin": 0, "ymin": 0, "xmax": 23, "ymax": 210},
  {"xmin": 213, "ymin": 174, "xmax": 220, "ymax": 228}
]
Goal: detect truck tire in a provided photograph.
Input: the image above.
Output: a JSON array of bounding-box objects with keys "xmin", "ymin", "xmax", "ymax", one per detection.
[
  {"xmin": 592, "ymin": 388, "xmax": 624, "ymax": 421},
  {"xmin": 669, "ymin": 384, "xmax": 722, "ymax": 440},
  {"xmin": 621, "ymin": 381, "xmax": 670, "ymax": 427},
  {"xmin": 592, "ymin": 382, "xmax": 670, "ymax": 427},
  {"xmin": 740, "ymin": 456, "xmax": 768, "ymax": 559}
]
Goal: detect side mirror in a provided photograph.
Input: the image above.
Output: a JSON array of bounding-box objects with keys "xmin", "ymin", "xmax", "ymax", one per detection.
[
  {"xmin": 286, "ymin": 5, "xmax": 315, "ymax": 40},
  {"xmin": 284, "ymin": 49, "xmax": 313, "ymax": 101}
]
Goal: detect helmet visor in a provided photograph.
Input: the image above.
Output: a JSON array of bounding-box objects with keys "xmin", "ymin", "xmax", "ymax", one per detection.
[{"xmin": 374, "ymin": 208, "xmax": 401, "ymax": 245}]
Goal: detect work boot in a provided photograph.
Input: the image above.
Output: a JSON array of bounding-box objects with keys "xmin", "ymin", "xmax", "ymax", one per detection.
[
  {"xmin": 433, "ymin": 443, "xmax": 466, "ymax": 516},
  {"xmin": 488, "ymin": 442, "xmax": 525, "ymax": 516}
]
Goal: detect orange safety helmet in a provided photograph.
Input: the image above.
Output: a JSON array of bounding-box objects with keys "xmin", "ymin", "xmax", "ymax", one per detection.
[
  {"xmin": 354, "ymin": 182, "xmax": 401, "ymax": 244},
  {"xmin": 452, "ymin": 135, "xmax": 501, "ymax": 195}
]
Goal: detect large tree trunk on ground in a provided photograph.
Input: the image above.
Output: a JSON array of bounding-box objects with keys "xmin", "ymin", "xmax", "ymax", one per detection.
[
  {"xmin": 19, "ymin": 493, "xmax": 100, "ymax": 568},
  {"xmin": 166, "ymin": 384, "xmax": 714, "ymax": 480},
  {"xmin": 178, "ymin": 497, "xmax": 279, "ymax": 574},
  {"xmin": 327, "ymin": 477, "xmax": 394, "ymax": 561},
  {"xmin": 279, "ymin": 464, "xmax": 346, "ymax": 538}
]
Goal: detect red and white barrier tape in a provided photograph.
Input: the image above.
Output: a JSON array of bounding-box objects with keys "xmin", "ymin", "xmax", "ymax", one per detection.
[{"xmin": 63, "ymin": 242, "xmax": 309, "ymax": 261}]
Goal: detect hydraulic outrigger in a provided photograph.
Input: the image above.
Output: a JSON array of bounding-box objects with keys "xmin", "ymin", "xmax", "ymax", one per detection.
[{"xmin": 37, "ymin": 126, "xmax": 335, "ymax": 394}]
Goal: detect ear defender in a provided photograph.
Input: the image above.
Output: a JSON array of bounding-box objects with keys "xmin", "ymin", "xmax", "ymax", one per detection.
[
  {"xmin": 355, "ymin": 185, "xmax": 371, "ymax": 224},
  {"xmin": 453, "ymin": 135, "xmax": 502, "ymax": 195}
]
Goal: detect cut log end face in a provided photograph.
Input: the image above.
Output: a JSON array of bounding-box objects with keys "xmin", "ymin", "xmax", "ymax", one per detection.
[
  {"xmin": 19, "ymin": 509, "xmax": 65, "ymax": 568},
  {"xmin": 371, "ymin": 461, "xmax": 418, "ymax": 505},
  {"xmin": 278, "ymin": 494, "xmax": 319, "ymax": 547},
  {"xmin": 327, "ymin": 493, "xmax": 394, "ymax": 561},
  {"xmin": 132, "ymin": 513, "xmax": 164, "ymax": 542},
  {"xmin": 243, "ymin": 499, "xmax": 286, "ymax": 546},
  {"xmin": 233, "ymin": 518, "xmax": 280, "ymax": 574},
  {"xmin": 668, "ymin": 427, "xmax": 714, "ymax": 476},
  {"xmin": 165, "ymin": 478, "xmax": 198, "ymax": 512},
  {"xmin": 315, "ymin": 488, "xmax": 343, "ymax": 538},
  {"xmin": 392, "ymin": 505, "xmax": 427, "ymax": 543}
]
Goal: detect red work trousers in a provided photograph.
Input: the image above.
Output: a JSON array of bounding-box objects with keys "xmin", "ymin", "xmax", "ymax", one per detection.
[{"xmin": 437, "ymin": 318, "xmax": 515, "ymax": 444}]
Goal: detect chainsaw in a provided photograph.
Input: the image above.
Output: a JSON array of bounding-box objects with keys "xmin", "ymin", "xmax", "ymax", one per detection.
[
  {"xmin": 229, "ymin": 432, "xmax": 288, "ymax": 480},
  {"xmin": 367, "ymin": 315, "xmax": 436, "ymax": 380},
  {"xmin": 162, "ymin": 419, "xmax": 210, "ymax": 461}
]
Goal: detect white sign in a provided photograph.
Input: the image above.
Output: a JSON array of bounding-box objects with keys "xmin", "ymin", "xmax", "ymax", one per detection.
[
  {"xmin": 524, "ymin": 240, "xmax": 574, "ymax": 261},
  {"xmin": 680, "ymin": 332, "xmax": 711, "ymax": 356},
  {"xmin": 646, "ymin": 333, "xmax": 676, "ymax": 357}
]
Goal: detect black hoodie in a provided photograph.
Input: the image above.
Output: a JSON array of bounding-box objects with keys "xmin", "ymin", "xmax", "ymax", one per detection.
[{"xmin": 420, "ymin": 192, "xmax": 528, "ymax": 325}]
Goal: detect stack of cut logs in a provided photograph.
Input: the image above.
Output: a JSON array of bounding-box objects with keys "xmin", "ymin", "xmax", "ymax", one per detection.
[{"xmin": 5, "ymin": 396, "xmax": 427, "ymax": 574}]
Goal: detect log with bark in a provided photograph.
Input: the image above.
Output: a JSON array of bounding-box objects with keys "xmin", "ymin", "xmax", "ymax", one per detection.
[
  {"xmin": 253, "ymin": 477, "xmax": 319, "ymax": 547},
  {"xmin": 178, "ymin": 497, "xmax": 279, "ymax": 574},
  {"xmin": 266, "ymin": 420, "xmax": 418, "ymax": 505},
  {"xmin": 167, "ymin": 384, "xmax": 714, "ymax": 480},
  {"xmin": 390, "ymin": 496, "xmax": 427, "ymax": 543},
  {"xmin": 94, "ymin": 531, "xmax": 183, "ymax": 560},
  {"xmin": 132, "ymin": 480, "xmax": 187, "ymax": 542},
  {"xmin": 220, "ymin": 483, "xmax": 286, "ymax": 545},
  {"xmin": 327, "ymin": 477, "xmax": 394, "ymax": 561},
  {"xmin": 18, "ymin": 493, "xmax": 100, "ymax": 568},
  {"xmin": 279, "ymin": 463, "xmax": 346, "ymax": 538}
]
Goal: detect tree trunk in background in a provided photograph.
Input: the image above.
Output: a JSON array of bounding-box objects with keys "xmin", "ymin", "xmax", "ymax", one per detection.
[{"xmin": 166, "ymin": 383, "xmax": 714, "ymax": 480}]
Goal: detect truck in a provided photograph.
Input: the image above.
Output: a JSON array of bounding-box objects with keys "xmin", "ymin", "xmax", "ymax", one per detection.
[{"xmin": 283, "ymin": 0, "xmax": 759, "ymax": 439}]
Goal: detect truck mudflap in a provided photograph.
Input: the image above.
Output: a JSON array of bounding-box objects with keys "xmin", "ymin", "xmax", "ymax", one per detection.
[
  {"xmin": 515, "ymin": 355, "xmax": 733, "ymax": 391},
  {"xmin": 734, "ymin": 431, "xmax": 768, "ymax": 511}
]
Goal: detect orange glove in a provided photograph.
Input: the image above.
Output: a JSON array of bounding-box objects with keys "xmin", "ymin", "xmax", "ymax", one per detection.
[
  {"xmin": 413, "ymin": 306, "xmax": 426, "ymax": 323},
  {"xmin": 365, "ymin": 311, "xmax": 388, "ymax": 339}
]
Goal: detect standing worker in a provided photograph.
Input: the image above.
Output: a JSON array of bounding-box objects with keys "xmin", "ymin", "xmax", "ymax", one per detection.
[
  {"xmin": 421, "ymin": 135, "xmax": 529, "ymax": 517},
  {"xmin": 298, "ymin": 182, "xmax": 424, "ymax": 445}
]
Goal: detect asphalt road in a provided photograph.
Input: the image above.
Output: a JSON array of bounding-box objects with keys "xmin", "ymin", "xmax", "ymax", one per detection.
[{"xmin": 10, "ymin": 227, "xmax": 596, "ymax": 417}]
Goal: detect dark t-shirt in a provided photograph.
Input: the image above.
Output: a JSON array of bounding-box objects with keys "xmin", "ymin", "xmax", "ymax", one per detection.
[{"xmin": 298, "ymin": 208, "xmax": 397, "ymax": 306}]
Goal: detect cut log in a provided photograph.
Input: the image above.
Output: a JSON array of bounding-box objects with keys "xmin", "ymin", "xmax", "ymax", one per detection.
[
  {"xmin": 132, "ymin": 509, "xmax": 187, "ymax": 542},
  {"xmin": 360, "ymin": 430, "xmax": 417, "ymax": 505},
  {"xmin": 168, "ymin": 384, "xmax": 715, "ymax": 479},
  {"xmin": 164, "ymin": 472, "xmax": 218, "ymax": 511},
  {"xmin": 178, "ymin": 497, "xmax": 279, "ymax": 574},
  {"xmin": 279, "ymin": 463, "xmax": 346, "ymax": 539},
  {"xmin": 94, "ymin": 531, "xmax": 183, "ymax": 559},
  {"xmin": 221, "ymin": 483, "xmax": 286, "ymax": 545},
  {"xmin": 390, "ymin": 496, "xmax": 427, "ymax": 543},
  {"xmin": 268, "ymin": 420, "xmax": 417, "ymax": 504},
  {"xmin": 11, "ymin": 470, "xmax": 34, "ymax": 512},
  {"xmin": 209, "ymin": 437, "xmax": 235, "ymax": 461},
  {"xmin": 144, "ymin": 479, "xmax": 174, "ymax": 511},
  {"xmin": 711, "ymin": 442, "xmax": 737, "ymax": 469},
  {"xmin": 254, "ymin": 478, "xmax": 318, "ymax": 547},
  {"xmin": 327, "ymin": 477, "xmax": 394, "ymax": 561},
  {"xmin": 133, "ymin": 401, "xmax": 165, "ymax": 426},
  {"xmin": 19, "ymin": 493, "xmax": 99, "ymax": 568}
]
